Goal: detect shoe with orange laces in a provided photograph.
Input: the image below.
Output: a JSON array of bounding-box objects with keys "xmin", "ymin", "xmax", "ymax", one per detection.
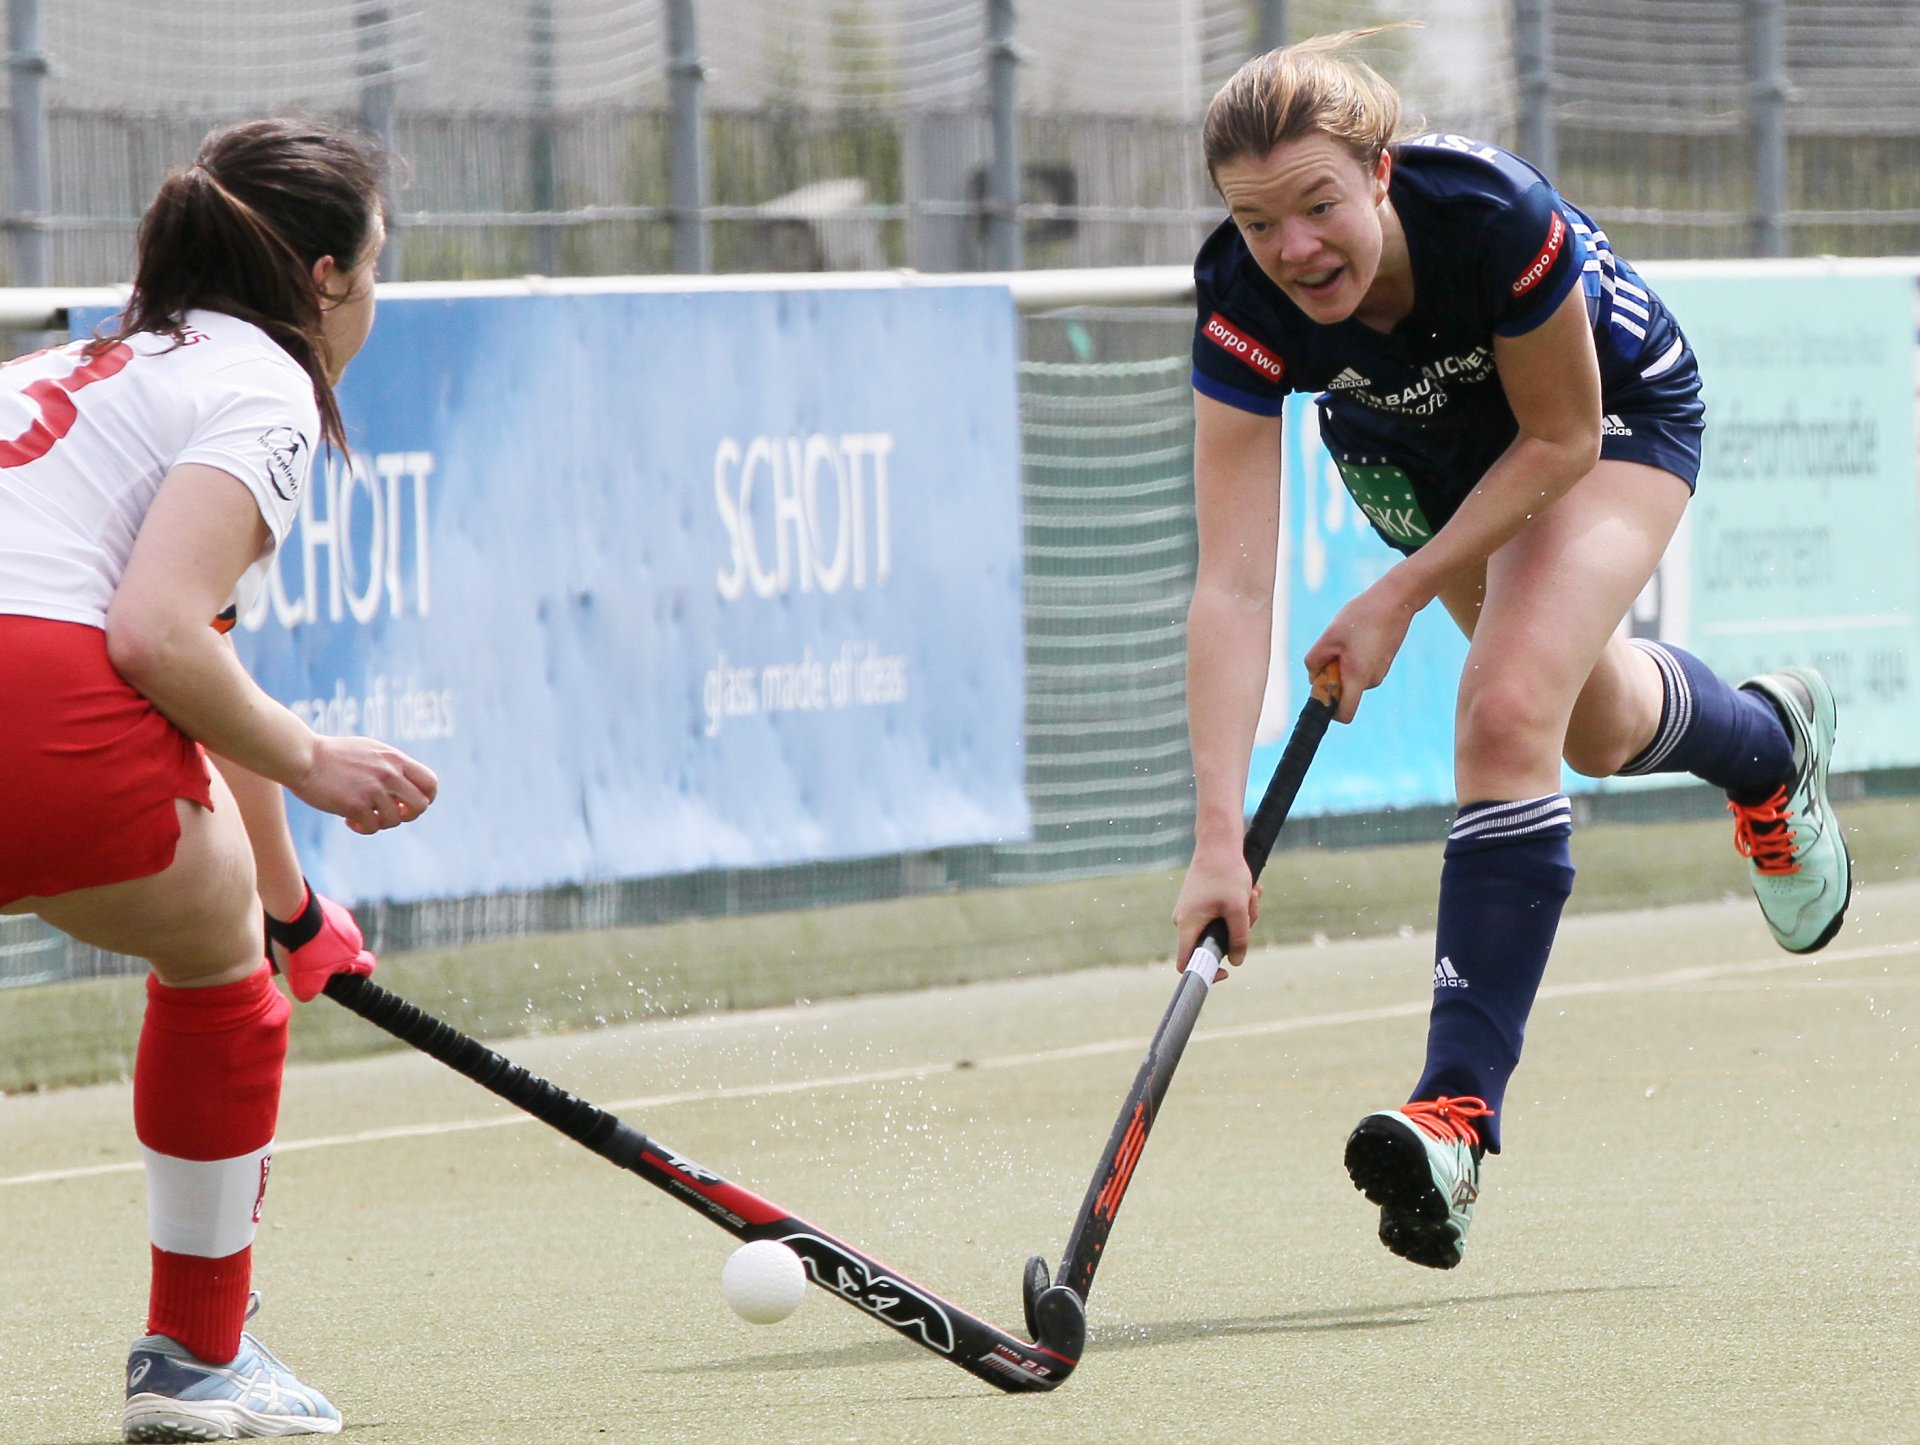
[
  {"xmin": 1730, "ymin": 667, "xmax": 1851, "ymax": 954},
  {"xmin": 1343, "ymin": 1096, "xmax": 1493, "ymax": 1270}
]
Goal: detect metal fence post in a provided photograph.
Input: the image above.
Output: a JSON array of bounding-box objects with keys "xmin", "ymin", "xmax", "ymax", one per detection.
[
  {"xmin": 985, "ymin": 0, "xmax": 1022, "ymax": 271},
  {"xmin": 356, "ymin": 2, "xmax": 400, "ymax": 281},
  {"xmin": 1256, "ymin": 0, "xmax": 1287, "ymax": 54},
  {"xmin": 1513, "ymin": 0, "xmax": 1556, "ymax": 177},
  {"xmin": 529, "ymin": 0, "xmax": 559, "ymax": 276},
  {"xmin": 666, "ymin": 0, "xmax": 709, "ymax": 274},
  {"xmin": 5, "ymin": 0, "xmax": 51, "ymax": 287},
  {"xmin": 1748, "ymin": 0, "xmax": 1788, "ymax": 257}
]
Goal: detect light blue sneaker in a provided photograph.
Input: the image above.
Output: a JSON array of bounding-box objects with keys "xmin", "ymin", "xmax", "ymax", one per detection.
[
  {"xmin": 1344, "ymin": 1096, "xmax": 1493, "ymax": 1270},
  {"xmin": 122, "ymin": 1297, "xmax": 340, "ymax": 1441},
  {"xmin": 1731, "ymin": 667, "xmax": 1852, "ymax": 955}
]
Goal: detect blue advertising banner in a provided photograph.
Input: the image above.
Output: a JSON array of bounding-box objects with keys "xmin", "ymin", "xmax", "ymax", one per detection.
[
  {"xmin": 78, "ymin": 287, "xmax": 1031, "ymax": 902},
  {"xmin": 1248, "ymin": 396, "xmax": 1467, "ymax": 816}
]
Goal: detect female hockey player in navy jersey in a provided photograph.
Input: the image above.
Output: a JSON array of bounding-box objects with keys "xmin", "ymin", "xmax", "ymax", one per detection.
[
  {"xmin": 0, "ymin": 119, "xmax": 436, "ymax": 1439},
  {"xmin": 1174, "ymin": 31, "xmax": 1849, "ymax": 1271}
]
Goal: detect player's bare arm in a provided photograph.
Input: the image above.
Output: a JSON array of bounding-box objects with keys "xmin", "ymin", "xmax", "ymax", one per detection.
[
  {"xmin": 1305, "ymin": 287, "xmax": 1602, "ymax": 721},
  {"xmin": 1399, "ymin": 285, "xmax": 1603, "ymax": 596},
  {"xmin": 1176, "ymin": 391, "xmax": 1285, "ymax": 966},
  {"xmin": 108, "ymin": 463, "xmax": 436, "ymax": 833}
]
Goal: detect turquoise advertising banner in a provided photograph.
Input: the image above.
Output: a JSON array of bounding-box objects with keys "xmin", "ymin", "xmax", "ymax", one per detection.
[
  {"xmin": 1250, "ymin": 269, "xmax": 1920, "ymax": 817},
  {"xmin": 1632, "ymin": 270, "xmax": 1920, "ymax": 773}
]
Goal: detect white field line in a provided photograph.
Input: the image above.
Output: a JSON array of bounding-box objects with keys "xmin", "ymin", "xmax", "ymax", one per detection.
[{"xmin": 3, "ymin": 938, "xmax": 1912, "ymax": 1191}]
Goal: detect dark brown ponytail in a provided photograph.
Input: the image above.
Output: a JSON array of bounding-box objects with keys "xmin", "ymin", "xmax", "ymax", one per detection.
[{"xmin": 92, "ymin": 118, "xmax": 389, "ymax": 450}]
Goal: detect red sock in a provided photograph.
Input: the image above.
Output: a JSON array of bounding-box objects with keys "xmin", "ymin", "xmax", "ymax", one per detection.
[{"xmin": 135, "ymin": 965, "xmax": 289, "ymax": 1364}]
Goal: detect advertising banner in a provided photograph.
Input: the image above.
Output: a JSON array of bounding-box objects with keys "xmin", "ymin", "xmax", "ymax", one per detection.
[
  {"xmin": 1249, "ymin": 269, "xmax": 1920, "ymax": 818},
  {"xmin": 1251, "ymin": 398, "xmax": 1468, "ymax": 816},
  {"xmin": 1622, "ymin": 269, "xmax": 1920, "ymax": 774},
  {"xmin": 78, "ymin": 287, "xmax": 1031, "ymax": 902}
]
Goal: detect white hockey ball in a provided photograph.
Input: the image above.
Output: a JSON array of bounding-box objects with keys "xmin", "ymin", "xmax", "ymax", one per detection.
[{"xmin": 721, "ymin": 1239, "xmax": 808, "ymax": 1324}]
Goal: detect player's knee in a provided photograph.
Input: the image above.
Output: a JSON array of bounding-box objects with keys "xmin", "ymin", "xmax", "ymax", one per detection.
[
  {"xmin": 1562, "ymin": 734, "xmax": 1635, "ymax": 779},
  {"xmin": 145, "ymin": 912, "xmax": 265, "ymax": 986},
  {"xmin": 1455, "ymin": 675, "xmax": 1565, "ymax": 772},
  {"xmin": 143, "ymin": 854, "xmax": 265, "ymax": 985}
]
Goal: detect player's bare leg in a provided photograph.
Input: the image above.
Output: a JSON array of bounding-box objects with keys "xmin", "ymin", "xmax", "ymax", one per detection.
[
  {"xmin": 20, "ymin": 780, "xmax": 341, "ymax": 1439},
  {"xmin": 1347, "ymin": 461, "xmax": 1685, "ymax": 1267}
]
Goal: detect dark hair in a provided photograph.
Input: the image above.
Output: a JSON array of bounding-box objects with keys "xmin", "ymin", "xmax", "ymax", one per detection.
[{"xmin": 93, "ymin": 118, "xmax": 389, "ymax": 449}]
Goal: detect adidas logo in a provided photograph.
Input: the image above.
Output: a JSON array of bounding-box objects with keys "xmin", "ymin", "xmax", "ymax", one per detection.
[
  {"xmin": 1326, "ymin": 366, "xmax": 1370, "ymax": 390},
  {"xmin": 1602, "ymin": 413, "xmax": 1634, "ymax": 436},
  {"xmin": 1434, "ymin": 957, "xmax": 1468, "ymax": 989}
]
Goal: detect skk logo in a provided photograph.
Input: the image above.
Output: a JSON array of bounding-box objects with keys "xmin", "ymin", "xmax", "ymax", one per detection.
[
  {"xmin": 1602, "ymin": 413, "xmax": 1634, "ymax": 436},
  {"xmin": 1452, "ymin": 1177, "xmax": 1480, "ymax": 1208},
  {"xmin": 1511, "ymin": 211, "xmax": 1566, "ymax": 296},
  {"xmin": 1360, "ymin": 501, "xmax": 1430, "ymax": 545},
  {"xmin": 1434, "ymin": 957, "xmax": 1469, "ymax": 989}
]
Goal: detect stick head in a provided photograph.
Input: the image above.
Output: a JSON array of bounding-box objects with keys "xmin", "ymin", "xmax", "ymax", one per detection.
[
  {"xmin": 1021, "ymin": 1254, "xmax": 1051, "ymax": 1341},
  {"xmin": 1022, "ymin": 1254, "xmax": 1087, "ymax": 1359},
  {"xmin": 1031, "ymin": 1283, "xmax": 1087, "ymax": 1361}
]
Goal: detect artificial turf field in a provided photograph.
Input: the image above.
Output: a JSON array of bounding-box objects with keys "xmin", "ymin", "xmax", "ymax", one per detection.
[{"xmin": 4, "ymin": 862, "xmax": 1918, "ymax": 1442}]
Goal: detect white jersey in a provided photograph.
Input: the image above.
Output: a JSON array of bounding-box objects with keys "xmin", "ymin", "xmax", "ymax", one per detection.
[{"xmin": 0, "ymin": 308, "xmax": 319, "ymax": 628}]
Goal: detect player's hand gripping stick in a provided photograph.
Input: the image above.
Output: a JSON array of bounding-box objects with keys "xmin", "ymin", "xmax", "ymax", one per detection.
[{"xmin": 265, "ymin": 880, "xmax": 377, "ymax": 1002}]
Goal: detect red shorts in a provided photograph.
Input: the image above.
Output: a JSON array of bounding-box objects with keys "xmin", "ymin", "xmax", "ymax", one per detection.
[{"xmin": 0, "ymin": 616, "xmax": 214, "ymax": 906}]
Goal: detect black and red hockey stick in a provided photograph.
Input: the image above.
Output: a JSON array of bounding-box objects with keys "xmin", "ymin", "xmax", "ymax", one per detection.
[
  {"xmin": 1022, "ymin": 663, "xmax": 1340, "ymax": 1332},
  {"xmin": 324, "ymin": 972, "xmax": 1085, "ymax": 1392}
]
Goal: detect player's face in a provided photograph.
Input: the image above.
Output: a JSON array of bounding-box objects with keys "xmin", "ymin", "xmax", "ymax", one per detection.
[
  {"xmin": 316, "ymin": 212, "xmax": 385, "ymax": 382},
  {"xmin": 1215, "ymin": 134, "xmax": 1391, "ymax": 325}
]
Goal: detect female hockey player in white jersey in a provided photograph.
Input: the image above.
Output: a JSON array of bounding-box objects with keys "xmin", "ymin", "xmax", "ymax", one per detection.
[{"xmin": 0, "ymin": 118, "xmax": 437, "ymax": 1441}]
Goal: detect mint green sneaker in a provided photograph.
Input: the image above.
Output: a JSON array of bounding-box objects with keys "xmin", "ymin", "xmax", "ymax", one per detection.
[
  {"xmin": 1343, "ymin": 1096, "xmax": 1492, "ymax": 1270},
  {"xmin": 1730, "ymin": 667, "xmax": 1852, "ymax": 954}
]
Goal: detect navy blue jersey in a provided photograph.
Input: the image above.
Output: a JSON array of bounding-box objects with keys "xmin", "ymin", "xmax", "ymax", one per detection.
[{"xmin": 1191, "ymin": 134, "xmax": 1702, "ymax": 544}]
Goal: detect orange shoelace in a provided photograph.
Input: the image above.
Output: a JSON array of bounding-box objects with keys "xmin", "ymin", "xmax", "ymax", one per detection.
[
  {"xmin": 1403, "ymin": 1096, "xmax": 1494, "ymax": 1147},
  {"xmin": 1729, "ymin": 785, "xmax": 1798, "ymax": 876}
]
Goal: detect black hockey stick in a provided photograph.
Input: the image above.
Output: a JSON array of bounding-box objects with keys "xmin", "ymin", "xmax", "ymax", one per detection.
[
  {"xmin": 1022, "ymin": 663, "xmax": 1341, "ymax": 1333},
  {"xmin": 324, "ymin": 972, "xmax": 1086, "ymax": 1392}
]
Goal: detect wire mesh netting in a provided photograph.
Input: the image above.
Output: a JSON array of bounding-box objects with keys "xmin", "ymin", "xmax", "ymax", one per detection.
[
  {"xmin": 1548, "ymin": 0, "xmax": 1920, "ymax": 256},
  {"xmin": 13, "ymin": 0, "xmax": 1916, "ymax": 287}
]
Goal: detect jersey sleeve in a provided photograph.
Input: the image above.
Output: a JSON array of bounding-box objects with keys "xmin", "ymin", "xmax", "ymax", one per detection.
[
  {"xmin": 1190, "ymin": 246, "xmax": 1295, "ymax": 416},
  {"xmin": 176, "ymin": 353, "xmax": 319, "ymax": 548},
  {"xmin": 1482, "ymin": 181, "xmax": 1587, "ymax": 338}
]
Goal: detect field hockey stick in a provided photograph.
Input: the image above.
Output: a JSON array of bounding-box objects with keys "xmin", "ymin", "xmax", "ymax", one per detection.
[
  {"xmin": 323, "ymin": 972, "xmax": 1086, "ymax": 1393},
  {"xmin": 1021, "ymin": 663, "xmax": 1340, "ymax": 1332}
]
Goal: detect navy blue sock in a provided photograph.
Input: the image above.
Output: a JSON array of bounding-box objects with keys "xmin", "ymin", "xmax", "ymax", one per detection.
[
  {"xmin": 1618, "ymin": 640, "xmax": 1792, "ymax": 803},
  {"xmin": 1411, "ymin": 795, "xmax": 1576, "ymax": 1153}
]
